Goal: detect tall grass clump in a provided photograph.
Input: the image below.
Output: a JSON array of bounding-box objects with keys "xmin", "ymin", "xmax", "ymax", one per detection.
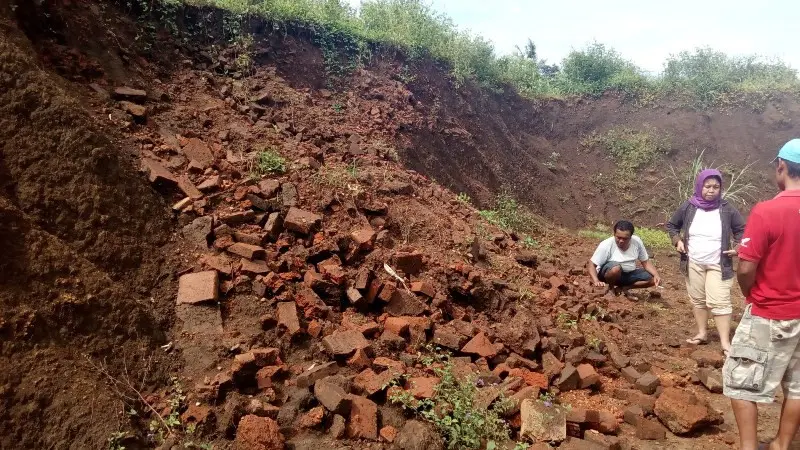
[
  {"xmin": 659, "ymin": 149, "xmax": 758, "ymax": 210},
  {"xmin": 478, "ymin": 193, "xmax": 539, "ymax": 235}
]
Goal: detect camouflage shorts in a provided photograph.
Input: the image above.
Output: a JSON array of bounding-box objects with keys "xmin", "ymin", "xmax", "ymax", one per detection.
[{"xmin": 723, "ymin": 304, "xmax": 800, "ymax": 403}]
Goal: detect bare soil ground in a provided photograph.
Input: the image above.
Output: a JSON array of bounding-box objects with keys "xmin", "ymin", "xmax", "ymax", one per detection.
[{"xmin": 2, "ymin": 2, "xmax": 800, "ymax": 449}]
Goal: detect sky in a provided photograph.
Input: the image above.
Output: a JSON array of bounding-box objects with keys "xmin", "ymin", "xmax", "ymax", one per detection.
[{"xmin": 346, "ymin": 0, "xmax": 800, "ymax": 74}]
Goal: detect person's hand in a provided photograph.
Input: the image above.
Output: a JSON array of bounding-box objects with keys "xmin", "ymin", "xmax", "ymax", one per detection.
[
  {"xmin": 593, "ymin": 280, "xmax": 606, "ymax": 288},
  {"xmin": 653, "ymin": 275, "xmax": 662, "ymax": 287},
  {"xmin": 676, "ymin": 241, "xmax": 686, "ymax": 254},
  {"xmin": 723, "ymin": 245, "xmax": 740, "ymax": 257}
]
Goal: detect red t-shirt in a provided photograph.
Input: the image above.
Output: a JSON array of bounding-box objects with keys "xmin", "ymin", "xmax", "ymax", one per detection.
[{"xmin": 738, "ymin": 190, "xmax": 800, "ymax": 319}]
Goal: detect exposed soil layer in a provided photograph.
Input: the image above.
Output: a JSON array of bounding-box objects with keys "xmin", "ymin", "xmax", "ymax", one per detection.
[
  {"xmin": 3, "ymin": 2, "xmax": 800, "ymax": 450},
  {"xmin": 0, "ymin": 2, "xmax": 174, "ymax": 448}
]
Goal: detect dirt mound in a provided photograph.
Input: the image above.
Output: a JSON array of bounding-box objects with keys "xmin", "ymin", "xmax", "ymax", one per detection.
[{"xmin": 0, "ymin": 4, "xmax": 173, "ymax": 448}]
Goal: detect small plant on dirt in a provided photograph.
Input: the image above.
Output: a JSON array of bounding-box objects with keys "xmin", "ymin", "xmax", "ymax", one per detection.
[
  {"xmin": 478, "ymin": 193, "xmax": 538, "ymax": 235},
  {"xmin": 544, "ymin": 151, "xmax": 561, "ymax": 170},
  {"xmin": 556, "ymin": 312, "xmax": 578, "ymax": 330},
  {"xmin": 108, "ymin": 431, "xmax": 131, "ymax": 450},
  {"xmin": 347, "ymin": 159, "xmax": 359, "ymax": 178},
  {"xmin": 249, "ymin": 149, "xmax": 286, "ymax": 177},
  {"xmin": 456, "ymin": 192, "xmax": 472, "ymax": 204},
  {"xmin": 389, "ymin": 346, "xmax": 512, "ymax": 449},
  {"xmin": 148, "ymin": 377, "xmax": 186, "ymax": 442},
  {"xmin": 636, "ymin": 227, "xmax": 672, "ymax": 250},
  {"xmin": 578, "ymin": 223, "xmax": 609, "ymax": 241},
  {"xmin": 185, "ymin": 443, "xmax": 213, "ymax": 450},
  {"xmin": 582, "ymin": 127, "xmax": 669, "ymax": 189},
  {"xmin": 332, "ymin": 103, "xmax": 344, "ymax": 113},
  {"xmin": 587, "ymin": 336, "xmax": 603, "ymax": 352},
  {"xmin": 521, "ymin": 235, "xmax": 538, "ymax": 249}
]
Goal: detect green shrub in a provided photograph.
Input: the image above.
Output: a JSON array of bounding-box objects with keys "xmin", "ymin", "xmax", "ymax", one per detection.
[
  {"xmin": 478, "ymin": 193, "xmax": 538, "ymax": 234},
  {"xmin": 583, "ymin": 128, "xmax": 670, "ymax": 188},
  {"xmin": 388, "ymin": 347, "xmax": 514, "ymax": 449},
  {"xmin": 250, "ymin": 149, "xmax": 286, "ymax": 177},
  {"xmin": 171, "ymin": 1, "xmax": 800, "ymax": 107},
  {"xmin": 637, "ymin": 227, "xmax": 672, "ymax": 250}
]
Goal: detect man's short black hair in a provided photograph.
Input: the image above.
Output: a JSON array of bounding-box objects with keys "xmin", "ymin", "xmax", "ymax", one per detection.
[
  {"xmin": 782, "ymin": 158, "xmax": 800, "ymax": 179},
  {"xmin": 613, "ymin": 220, "xmax": 635, "ymax": 235}
]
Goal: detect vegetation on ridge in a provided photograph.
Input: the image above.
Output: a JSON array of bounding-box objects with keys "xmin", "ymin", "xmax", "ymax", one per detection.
[{"xmin": 146, "ymin": 0, "xmax": 800, "ymax": 109}]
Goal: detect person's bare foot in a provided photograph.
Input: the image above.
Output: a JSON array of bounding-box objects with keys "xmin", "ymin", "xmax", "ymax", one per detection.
[{"xmin": 686, "ymin": 333, "xmax": 708, "ymax": 345}]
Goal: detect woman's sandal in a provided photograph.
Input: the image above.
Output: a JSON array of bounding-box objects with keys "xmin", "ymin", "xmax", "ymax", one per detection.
[{"xmin": 685, "ymin": 337, "xmax": 708, "ymax": 345}]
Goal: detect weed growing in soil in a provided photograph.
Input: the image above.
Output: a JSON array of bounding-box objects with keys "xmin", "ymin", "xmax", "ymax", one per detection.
[
  {"xmin": 478, "ymin": 193, "xmax": 538, "ymax": 235},
  {"xmin": 456, "ymin": 192, "xmax": 472, "ymax": 204},
  {"xmin": 582, "ymin": 127, "xmax": 670, "ymax": 189},
  {"xmin": 521, "ymin": 235, "xmax": 538, "ymax": 249},
  {"xmin": 556, "ymin": 312, "xmax": 578, "ymax": 330},
  {"xmin": 636, "ymin": 227, "xmax": 672, "ymax": 250},
  {"xmin": 388, "ymin": 346, "xmax": 514, "ymax": 450},
  {"xmin": 249, "ymin": 149, "xmax": 286, "ymax": 177}
]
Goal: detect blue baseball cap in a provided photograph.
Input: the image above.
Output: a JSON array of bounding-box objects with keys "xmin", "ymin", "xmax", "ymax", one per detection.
[{"xmin": 774, "ymin": 139, "xmax": 800, "ymax": 164}]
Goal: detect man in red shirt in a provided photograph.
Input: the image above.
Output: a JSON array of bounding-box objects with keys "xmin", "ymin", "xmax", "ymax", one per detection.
[{"xmin": 725, "ymin": 139, "xmax": 800, "ymax": 450}]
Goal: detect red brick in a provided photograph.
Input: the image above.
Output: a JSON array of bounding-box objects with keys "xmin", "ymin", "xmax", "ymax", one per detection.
[
  {"xmin": 460, "ymin": 332, "xmax": 498, "ymax": 358},
  {"xmin": 234, "ymin": 415, "xmax": 284, "ymax": 450},
  {"xmin": 197, "ymin": 175, "xmax": 220, "ymax": 192},
  {"xmin": 347, "ymin": 348, "xmax": 371, "ymax": 371},
  {"xmin": 654, "ymin": 387, "xmax": 723, "ymax": 434},
  {"xmin": 256, "ymin": 366, "xmax": 284, "ymax": 390},
  {"xmin": 385, "ymin": 290, "xmax": 426, "ymax": 316},
  {"xmin": 577, "ymin": 364, "xmax": 600, "ymax": 389},
  {"xmin": 408, "ymin": 377, "xmax": 438, "ymax": 399},
  {"xmin": 347, "ymin": 287, "xmax": 365, "ymax": 308},
  {"xmin": 142, "ymin": 159, "xmax": 178, "ymax": 187},
  {"xmin": 228, "ymin": 243, "xmax": 266, "ymax": 260},
  {"xmin": 177, "ymin": 271, "xmax": 219, "ymax": 305},
  {"xmin": 393, "ymin": 251, "xmax": 423, "ymax": 275},
  {"xmin": 377, "ymin": 282, "xmax": 397, "ymax": 303},
  {"xmin": 181, "ymin": 404, "xmax": 212, "ymax": 424},
  {"xmin": 240, "ymin": 258, "xmax": 269, "ymax": 276},
  {"xmin": 352, "ymin": 228, "xmax": 377, "ymax": 251},
  {"xmin": 259, "ymin": 179, "xmax": 281, "ymax": 198},
  {"xmin": 313, "ymin": 377, "xmax": 351, "ymax": 415},
  {"xmin": 298, "ymin": 406, "xmax": 325, "ymax": 429},
  {"xmin": 322, "ymin": 329, "xmax": 370, "ymax": 356},
  {"xmin": 284, "ymin": 207, "xmax": 322, "ymax": 235},
  {"xmin": 380, "ymin": 425, "xmax": 398, "ymax": 443},
  {"xmin": 178, "ymin": 175, "xmax": 204, "ymax": 200},
  {"xmin": 277, "ymin": 302, "xmax": 301, "ymax": 335},
  {"xmin": 307, "ymin": 320, "xmax": 322, "ymax": 338},
  {"xmin": 347, "ymin": 395, "xmax": 378, "ymax": 440},
  {"xmin": 354, "ymin": 368, "xmax": 397, "ymax": 396},
  {"xmin": 182, "ymin": 138, "xmax": 214, "ymax": 168},
  {"xmin": 410, "ymin": 281, "xmax": 436, "ymax": 298},
  {"xmin": 374, "ymin": 357, "xmax": 405, "ymax": 372},
  {"xmin": 384, "ymin": 317, "xmax": 410, "ymax": 335},
  {"xmin": 636, "ymin": 418, "xmax": 667, "ymax": 440},
  {"xmin": 354, "ymin": 269, "xmax": 372, "ymax": 291}
]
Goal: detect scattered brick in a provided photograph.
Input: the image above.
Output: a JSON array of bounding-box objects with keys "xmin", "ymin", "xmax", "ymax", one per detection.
[
  {"xmin": 636, "ymin": 372, "xmax": 661, "ymax": 395},
  {"xmin": 314, "ymin": 377, "xmax": 351, "ymax": 415},
  {"xmin": 234, "ymin": 415, "xmax": 284, "ymax": 450},
  {"xmin": 410, "ymin": 281, "xmax": 436, "ymax": 298},
  {"xmin": 322, "ymin": 329, "xmax": 370, "ymax": 356},
  {"xmin": 347, "ymin": 395, "xmax": 378, "ymax": 440},
  {"xmin": 177, "ymin": 271, "xmax": 219, "ymax": 305},
  {"xmin": 380, "ymin": 425, "xmax": 398, "ymax": 443},
  {"xmin": 297, "ymin": 362, "xmax": 339, "ymax": 389},
  {"xmin": 276, "ymin": 302, "xmax": 301, "ymax": 335},
  {"xmin": 284, "ymin": 207, "xmax": 322, "ymax": 235}
]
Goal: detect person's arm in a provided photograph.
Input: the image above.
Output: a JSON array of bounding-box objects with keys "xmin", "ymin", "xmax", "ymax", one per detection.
[
  {"xmin": 641, "ymin": 259, "xmax": 661, "ymax": 287},
  {"xmin": 666, "ymin": 203, "xmax": 685, "ymax": 241},
  {"xmin": 666, "ymin": 202, "xmax": 687, "ymax": 253},
  {"xmin": 736, "ymin": 204, "xmax": 768, "ymax": 298},
  {"xmin": 725, "ymin": 207, "xmax": 747, "ymax": 255},
  {"xmin": 587, "ymin": 260, "xmax": 604, "ymax": 286},
  {"xmin": 737, "ymin": 260, "xmax": 758, "ymax": 298}
]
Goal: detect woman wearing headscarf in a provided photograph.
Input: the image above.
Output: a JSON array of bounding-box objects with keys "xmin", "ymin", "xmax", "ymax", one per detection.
[{"xmin": 666, "ymin": 169, "xmax": 746, "ymax": 356}]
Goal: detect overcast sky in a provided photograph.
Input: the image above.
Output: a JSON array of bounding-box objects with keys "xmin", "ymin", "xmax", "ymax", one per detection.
[{"xmin": 347, "ymin": 0, "xmax": 800, "ymax": 74}]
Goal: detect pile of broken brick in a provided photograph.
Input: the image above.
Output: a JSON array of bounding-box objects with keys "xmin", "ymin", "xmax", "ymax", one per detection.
[{"xmin": 121, "ymin": 78, "xmax": 726, "ymax": 448}]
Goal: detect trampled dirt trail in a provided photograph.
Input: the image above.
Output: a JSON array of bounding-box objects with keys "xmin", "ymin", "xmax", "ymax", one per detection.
[{"xmin": 3, "ymin": 2, "xmax": 800, "ymax": 449}]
